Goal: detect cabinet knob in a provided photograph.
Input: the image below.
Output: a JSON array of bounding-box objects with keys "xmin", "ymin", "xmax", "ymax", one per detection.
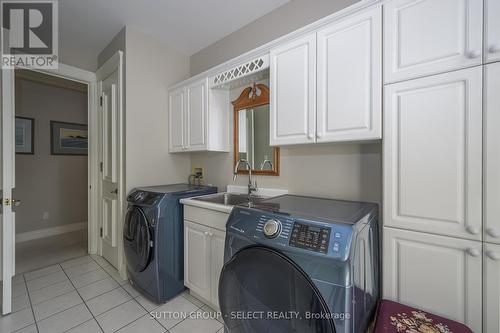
[
  {"xmin": 204, "ymin": 231, "xmax": 209, "ymax": 236},
  {"xmin": 486, "ymin": 250, "xmax": 500, "ymax": 261},
  {"xmin": 316, "ymin": 133, "xmax": 322, "ymax": 139},
  {"xmin": 466, "ymin": 226, "xmax": 479, "ymax": 235},
  {"xmin": 467, "ymin": 50, "xmax": 481, "ymax": 59},
  {"xmin": 308, "ymin": 133, "xmax": 314, "ymax": 140},
  {"xmin": 466, "ymin": 248, "xmax": 481, "ymax": 257},
  {"xmin": 489, "ymin": 44, "xmax": 500, "ymax": 54},
  {"xmin": 486, "ymin": 228, "xmax": 500, "ymax": 238}
]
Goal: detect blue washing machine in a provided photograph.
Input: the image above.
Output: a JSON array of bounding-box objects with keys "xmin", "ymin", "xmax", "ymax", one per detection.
[
  {"xmin": 124, "ymin": 184, "xmax": 217, "ymax": 303},
  {"xmin": 219, "ymin": 195, "xmax": 379, "ymax": 333}
]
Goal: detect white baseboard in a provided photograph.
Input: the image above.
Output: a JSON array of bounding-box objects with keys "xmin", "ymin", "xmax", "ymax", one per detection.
[{"xmin": 16, "ymin": 222, "xmax": 87, "ymax": 243}]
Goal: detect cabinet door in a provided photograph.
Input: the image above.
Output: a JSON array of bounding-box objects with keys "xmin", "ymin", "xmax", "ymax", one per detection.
[
  {"xmin": 384, "ymin": 0, "xmax": 483, "ymax": 83},
  {"xmin": 317, "ymin": 7, "xmax": 382, "ymax": 142},
  {"xmin": 209, "ymin": 228, "xmax": 225, "ymax": 309},
  {"xmin": 384, "ymin": 68, "xmax": 482, "ymax": 240},
  {"xmin": 186, "ymin": 79, "xmax": 208, "ymax": 151},
  {"xmin": 383, "ymin": 227, "xmax": 482, "ymax": 332},
  {"xmin": 168, "ymin": 87, "xmax": 185, "ymax": 152},
  {"xmin": 270, "ymin": 33, "xmax": 316, "ymax": 146},
  {"xmin": 485, "ymin": 0, "xmax": 500, "ymax": 64},
  {"xmin": 485, "ymin": 62, "xmax": 500, "ymax": 244},
  {"xmin": 484, "ymin": 243, "xmax": 500, "ymax": 333},
  {"xmin": 184, "ymin": 221, "xmax": 211, "ymax": 300}
]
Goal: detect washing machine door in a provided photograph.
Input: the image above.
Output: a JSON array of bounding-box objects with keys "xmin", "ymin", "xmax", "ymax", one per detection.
[
  {"xmin": 123, "ymin": 206, "xmax": 152, "ymax": 272},
  {"xmin": 219, "ymin": 246, "xmax": 336, "ymax": 333}
]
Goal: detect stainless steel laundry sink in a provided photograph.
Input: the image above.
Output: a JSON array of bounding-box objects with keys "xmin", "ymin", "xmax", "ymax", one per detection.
[{"xmin": 192, "ymin": 192, "xmax": 264, "ymax": 206}]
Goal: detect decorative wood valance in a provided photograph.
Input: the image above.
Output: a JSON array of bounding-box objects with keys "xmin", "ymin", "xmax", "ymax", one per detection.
[{"xmin": 231, "ymin": 83, "xmax": 270, "ymax": 110}]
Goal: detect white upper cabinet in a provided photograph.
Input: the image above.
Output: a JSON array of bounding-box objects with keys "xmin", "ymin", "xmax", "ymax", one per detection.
[
  {"xmin": 384, "ymin": 0, "xmax": 483, "ymax": 83},
  {"xmin": 270, "ymin": 33, "xmax": 316, "ymax": 146},
  {"xmin": 384, "ymin": 67, "xmax": 482, "ymax": 240},
  {"xmin": 485, "ymin": 62, "xmax": 500, "ymax": 244},
  {"xmin": 383, "ymin": 227, "xmax": 482, "ymax": 332},
  {"xmin": 317, "ymin": 7, "xmax": 382, "ymax": 142},
  {"xmin": 168, "ymin": 87, "xmax": 185, "ymax": 152},
  {"xmin": 485, "ymin": 0, "xmax": 500, "ymax": 64},
  {"xmin": 168, "ymin": 78, "xmax": 229, "ymax": 153},
  {"xmin": 484, "ymin": 243, "xmax": 500, "ymax": 333},
  {"xmin": 186, "ymin": 79, "xmax": 207, "ymax": 151}
]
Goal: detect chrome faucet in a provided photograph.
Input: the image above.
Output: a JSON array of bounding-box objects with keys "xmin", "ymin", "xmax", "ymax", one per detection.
[{"xmin": 233, "ymin": 159, "xmax": 258, "ymax": 196}]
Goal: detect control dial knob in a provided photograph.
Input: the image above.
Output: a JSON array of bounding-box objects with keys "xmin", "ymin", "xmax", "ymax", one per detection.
[{"xmin": 263, "ymin": 219, "xmax": 281, "ymax": 238}]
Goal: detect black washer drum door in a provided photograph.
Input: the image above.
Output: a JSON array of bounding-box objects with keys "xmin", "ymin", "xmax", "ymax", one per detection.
[
  {"xmin": 123, "ymin": 206, "xmax": 151, "ymax": 272},
  {"xmin": 219, "ymin": 246, "xmax": 336, "ymax": 333}
]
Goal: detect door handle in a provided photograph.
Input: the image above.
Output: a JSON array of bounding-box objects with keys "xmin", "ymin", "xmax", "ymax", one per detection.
[
  {"xmin": 110, "ymin": 189, "xmax": 118, "ymax": 194},
  {"xmin": 0, "ymin": 198, "xmax": 21, "ymax": 207}
]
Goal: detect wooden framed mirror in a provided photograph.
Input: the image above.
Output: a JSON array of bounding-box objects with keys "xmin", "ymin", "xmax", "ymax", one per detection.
[{"xmin": 232, "ymin": 83, "xmax": 280, "ymax": 176}]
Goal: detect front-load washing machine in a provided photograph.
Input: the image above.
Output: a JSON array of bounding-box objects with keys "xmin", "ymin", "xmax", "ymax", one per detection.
[
  {"xmin": 219, "ymin": 194, "xmax": 379, "ymax": 333},
  {"xmin": 124, "ymin": 184, "xmax": 217, "ymax": 303}
]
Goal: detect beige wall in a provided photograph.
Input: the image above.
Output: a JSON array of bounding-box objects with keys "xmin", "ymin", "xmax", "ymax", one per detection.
[
  {"xmin": 191, "ymin": 84, "xmax": 382, "ymax": 204},
  {"xmin": 190, "ymin": 0, "xmax": 359, "ymax": 75},
  {"xmin": 98, "ymin": 27, "xmax": 192, "ymax": 194},
  {"xmin": 14, "ymin": 79, "xmax": 88, "ymax": 234}
]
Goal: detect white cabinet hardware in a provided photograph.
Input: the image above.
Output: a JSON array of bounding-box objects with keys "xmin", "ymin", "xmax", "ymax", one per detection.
[
  {"xmin": 466, "ymin": 226, "xmax": 480, "ymax": 235},
  {"xmin": 487, "ymin": 228, "xmax": 500, "ymax": 238},
  {"xmin": 467, "ymin": 248, "xmax": 481, "ymax": 257}
]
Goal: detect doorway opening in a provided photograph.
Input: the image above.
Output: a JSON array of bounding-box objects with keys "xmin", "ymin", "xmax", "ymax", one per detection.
[{"xmin": 13, "ymin": 69, "xmax": 89, "ymax": 274}]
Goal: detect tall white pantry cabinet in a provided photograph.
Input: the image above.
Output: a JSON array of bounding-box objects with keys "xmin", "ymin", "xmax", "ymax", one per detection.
[{"xmin": 382, "ymin": 0, "xmax": 500, "ymax": 332}]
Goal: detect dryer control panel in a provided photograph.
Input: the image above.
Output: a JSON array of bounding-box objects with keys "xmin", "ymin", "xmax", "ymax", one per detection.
[{"xmin": 289, "ymin": 222, "xmax": 331, "ymax": 254}]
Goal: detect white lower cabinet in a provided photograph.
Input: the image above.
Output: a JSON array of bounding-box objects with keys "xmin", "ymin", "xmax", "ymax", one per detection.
[
  {"xmin": 210, "ymin": 228, "xmax": 226, "ymax": 309},
  {"xmin": 184, "ymin": 216, "xmax": 226, "ymax": 309},
  {"xmin": 184, "ymin": 220, "xmax": 211, "ymax": 301},
  {"xmin": 383, "ymin": 227, "xmax": 482, "ymax": 332},
  {"xmin": 484, "ymin": 243, "xmax": 500, "ymax": 333}
]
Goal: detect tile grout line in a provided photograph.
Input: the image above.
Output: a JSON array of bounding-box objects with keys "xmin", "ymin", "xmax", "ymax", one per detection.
[
  {"xmin": 21, "ymin": 274, "xmax": 40, "ymax": 333},
  {"xmin": 59, "ymin": 261, "xmax": 107, "ymax": 333}
]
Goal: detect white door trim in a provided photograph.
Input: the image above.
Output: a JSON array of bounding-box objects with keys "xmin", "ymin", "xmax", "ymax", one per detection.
[{"xmin": 30, "ymin": 64, "xmax": 99, "ymax": 255}]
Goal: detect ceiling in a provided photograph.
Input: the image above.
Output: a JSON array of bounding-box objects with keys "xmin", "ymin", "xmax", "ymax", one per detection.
[{"xmin": 58, "ymin": 0, "xmax": 289, "ymax": 70}]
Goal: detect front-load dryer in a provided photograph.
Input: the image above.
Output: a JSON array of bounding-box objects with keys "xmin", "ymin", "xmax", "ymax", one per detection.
[
  {"xmin": 124, "ymin": 184, "xmax": 217, "ymax": 303},
  {"xmin": 219, "ymin": 194, "xmax": 379, "ymax": 333}
]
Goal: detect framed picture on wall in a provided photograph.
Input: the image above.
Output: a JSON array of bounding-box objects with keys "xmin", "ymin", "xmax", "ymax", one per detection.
[
  {"xmin": 50, "ymin": 121, "xmax": 88, "ymax": 155},
  {"xmin": 15, "ymin": 117, "xmax": 35, "ymax": 154}
]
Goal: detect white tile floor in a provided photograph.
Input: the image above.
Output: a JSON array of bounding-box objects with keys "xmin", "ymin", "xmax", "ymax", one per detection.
[{"xmin": 0, "ymin": 255, "xmax": 224, "ymax": 333}]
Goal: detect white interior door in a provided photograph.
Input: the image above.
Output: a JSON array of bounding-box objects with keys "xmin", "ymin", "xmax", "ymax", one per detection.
[
  {"xmin": 1, "ymin": 68, "xmax": 15, "ymax": 315},
  {"xmin": 96, "ymin": 52, "xmax": 123, "ymax": 269}
]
